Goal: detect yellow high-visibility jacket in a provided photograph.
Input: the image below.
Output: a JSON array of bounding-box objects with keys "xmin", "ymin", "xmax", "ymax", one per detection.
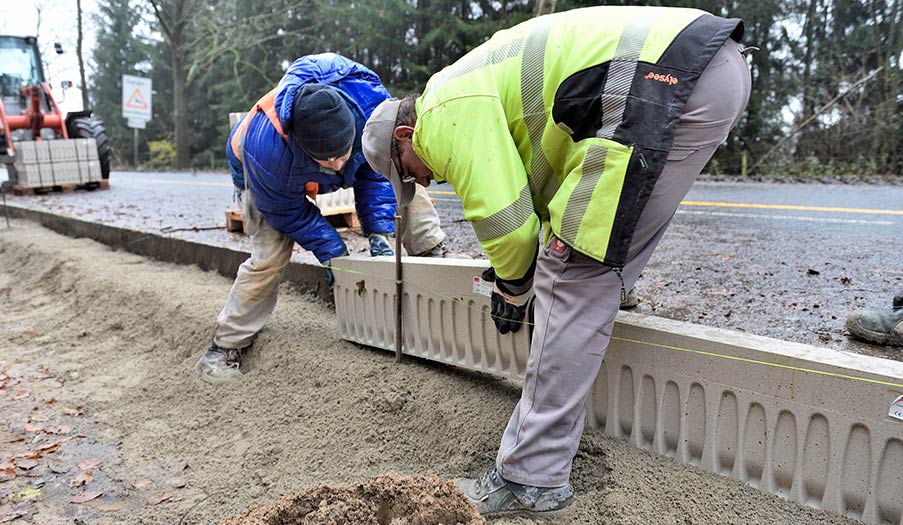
[{"xmin": 413, "ymin": 6, "xmax": 743, "ymax": 280}]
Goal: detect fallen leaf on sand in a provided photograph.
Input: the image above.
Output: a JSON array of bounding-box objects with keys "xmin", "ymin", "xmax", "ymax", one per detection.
[
  {"xmin": 132, "ymin": 479, "xmax": 153, "ymax": 489},
  {"xmin": 21, "ymin": 330, "xmax": 42, "ymax": 339},
  {"xmin": 84, "ymin": 499, "xmax": 127, "ymax": 512},
  {"xmin": 70, "ymin": 471, "xmax": 94, "ymax": 487},
  {"xmin": 48, "ymin": 463, "xmax": 69, "ymax": 474},
  {"xmin": 147, "ymin": 492, "xmax": 172, "ymax": 505},
  {"xmin": 70, "ymin": 490, "xmax": 102, "ymax": 504},
  {"xmin": 5, "ymin": 438, "xmax": 24, "ymax": 444},
  {"xmin": 12, "ymin": 391, "xmax": 30, "ymax": 401},
  {"xmin": 0, "ymin": 509, "xmax": 25, "ymax": 522},
  {"xmin": 6, "ymin": 488, "xmax": 41, "ymax": 504},
  {"xmin": 169, "ymin": 477, "xmax": 186, "ymax": 488},
  {"xmin": 17, "ymin": 443, "xmax": 60, "ymax": 460},
  {"xmin": 13, "ymin": 459, "xmax": 38, "ymax": 470},
  {"xmin": 24, "ymin": 424, "xmax": 44, "ymax": 433},
  {"xmin": 78, "ymin": 459, "xmax": 101, "ymax": 470}
]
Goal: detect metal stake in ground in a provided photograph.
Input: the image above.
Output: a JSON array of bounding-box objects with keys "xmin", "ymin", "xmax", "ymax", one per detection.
[
  {"xmin": 394, "ymin": 212, "xmax": 404, "ymax": 363},
  {"xmin": 2, "ymin": 187, "xmax": 9, "ymax": 228}
]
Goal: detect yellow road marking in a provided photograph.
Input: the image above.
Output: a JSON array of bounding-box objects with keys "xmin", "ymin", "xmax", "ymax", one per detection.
[{"xmin": 681, "ymin": 201, "xmax": 903, "ymax": 216}]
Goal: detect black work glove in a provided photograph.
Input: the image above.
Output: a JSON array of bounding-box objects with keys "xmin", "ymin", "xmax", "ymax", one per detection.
[{"xmin": 483, "ymin": 257, "xmax": 536, "ymax": 335}]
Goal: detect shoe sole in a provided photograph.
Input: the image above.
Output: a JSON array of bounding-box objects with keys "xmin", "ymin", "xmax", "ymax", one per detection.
[{"xmin": 482, "ymin": 506, "xmax": 571, "ymax": 519}]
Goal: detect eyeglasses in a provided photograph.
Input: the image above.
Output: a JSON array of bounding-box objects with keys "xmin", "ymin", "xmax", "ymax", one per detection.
[{"xmin": 391, "ymin": 138, "xmax": 416, "ymax": 184}]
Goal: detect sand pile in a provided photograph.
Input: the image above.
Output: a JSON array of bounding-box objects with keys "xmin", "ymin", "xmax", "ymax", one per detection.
[{"xmin": 220, "ymin": 472, "xmax": 483, "ymax": 525}]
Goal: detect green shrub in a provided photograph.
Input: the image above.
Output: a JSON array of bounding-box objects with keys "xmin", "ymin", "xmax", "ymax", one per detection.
[{"xmin": 146, "ymin": 140, "xmax": 175, "ymax": 170}]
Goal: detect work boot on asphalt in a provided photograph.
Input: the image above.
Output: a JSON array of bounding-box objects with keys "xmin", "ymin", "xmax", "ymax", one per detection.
[
  {"xmin": 196, "ymin": 343, "xmax": 247, "ymax": 384},
  {"xmin": 619, "ymin": 287, "xmax": 639, "ymax": 310},
  {"xmin": 455, "ymin": 462, "xmax": 574, "ymax": 517},
  {"xmin": 414, "ymin": 241, "xmax": 449, "ymax": 258},
  {"xmin": 846, "ymin": 294, "xmax": 903, "ymax": 347}
]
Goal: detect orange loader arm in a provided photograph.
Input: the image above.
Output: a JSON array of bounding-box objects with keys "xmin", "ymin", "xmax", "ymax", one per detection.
[{"xmin": 1, "ymin": 82, "xmax": 68, "ymax": 151}]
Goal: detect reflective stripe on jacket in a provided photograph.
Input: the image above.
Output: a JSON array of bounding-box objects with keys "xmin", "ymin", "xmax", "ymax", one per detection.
[{"xmin": 413, "ymin": 6, "xmax": 743, "ymax": 280}]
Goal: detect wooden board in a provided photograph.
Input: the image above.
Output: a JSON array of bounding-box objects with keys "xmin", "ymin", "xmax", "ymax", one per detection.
[
  {"xmin": 13, "ymin": 180, "xmax": 108, "ymax": 196},
  {"xmin": 225, "ymin": 207, "xmax": 359, "ymax": 236},
  {"xmin": 224, "ymin": 209, "xmax": 248, "ymax": 235}
]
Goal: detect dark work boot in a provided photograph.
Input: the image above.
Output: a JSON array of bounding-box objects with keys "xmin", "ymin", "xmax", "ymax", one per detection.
[
  {"xmin": 196, "ymin": 342, "xmax": 248, "ymax": 384},
  {"xmin": 846, "ymin": 294, "xmax": 903, "ymax": 347},
  {"xmin": 619, "ymin": 287, "xmax": 639, "ymax": 310},
  {"xmin": 455, "ymin": 462, "xmax": 574, "ymax": 517}
]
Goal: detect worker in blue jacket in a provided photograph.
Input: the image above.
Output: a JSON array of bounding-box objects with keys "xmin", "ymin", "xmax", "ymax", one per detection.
[{"xmin": 197, "ymin": 53, "xmax": 447, "ymax": 384}]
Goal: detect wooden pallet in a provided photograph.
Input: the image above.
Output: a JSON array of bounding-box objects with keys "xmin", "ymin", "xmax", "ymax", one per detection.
[
  {"xmin": 224, "ymin": 207, "xmax": 359, "ymax": 236},
  {"xmin": 323, "ymin": 207, "xmax": 360, "ymax": 229},
  {"xmin": 12, "ymin": 179, "xmax": 109, "ymax": 196}
]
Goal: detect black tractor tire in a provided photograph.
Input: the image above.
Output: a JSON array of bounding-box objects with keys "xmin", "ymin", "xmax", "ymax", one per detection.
[{"xmin": 67, "ymin": 116, "xmax": 112, "ymax": 179}]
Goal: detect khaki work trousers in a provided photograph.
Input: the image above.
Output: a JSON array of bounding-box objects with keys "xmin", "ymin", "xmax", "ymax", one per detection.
[
  {"xmin": 496, "ymin": 40, "xmax": 753, "ymax": 487},
  {"xmin": 213, "ymin": 185, "xmax": 445, "ymax": 349}
]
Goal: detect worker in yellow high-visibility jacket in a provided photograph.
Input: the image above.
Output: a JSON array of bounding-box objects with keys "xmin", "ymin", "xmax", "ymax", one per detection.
[{"xmin": 363, "ymin": 6, "xmax": 751, "ymax": 517}]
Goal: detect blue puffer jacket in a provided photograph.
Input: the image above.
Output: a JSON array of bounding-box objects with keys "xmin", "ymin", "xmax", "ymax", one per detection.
[{"xmin": 226, "ymin": 53, "xmax": 397, "ymax": 263}]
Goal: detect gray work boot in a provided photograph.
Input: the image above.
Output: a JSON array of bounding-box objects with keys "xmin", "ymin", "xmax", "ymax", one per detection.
[
  {"xmin": 455, "ymin": 462, "xmax": 574, "ymax": 517},
  {"xmin": 196, "ymin": 343, "xmax": 247, "ymax": 384},
  {"xmin": 846, "ymin": 295, "xmax": 903, "ymax": 347},
  {"xmin": 619, "ymin": 287, "xmax": 639, "ymax": 310},
  {"xmin": 414, "ymin": 240, "xmax": 448, "ymax": 258}
]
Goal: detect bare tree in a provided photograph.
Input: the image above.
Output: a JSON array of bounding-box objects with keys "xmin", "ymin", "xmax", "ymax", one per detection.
[
  {"xmin": 149, "ymin": 0, "xmax": 191, "ymax": 169},
  {"xmin": 534, "ymin": 0, "xmax": 555, "ymax": 17},
  {"xmin": 77, "ymin": 0, "xmax": 89, "ymax": 110}
]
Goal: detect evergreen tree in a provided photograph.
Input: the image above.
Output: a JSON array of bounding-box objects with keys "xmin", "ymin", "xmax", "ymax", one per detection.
[{"xmin": 89, "ymin": 0, "xmax": 148, "ymax": 166}]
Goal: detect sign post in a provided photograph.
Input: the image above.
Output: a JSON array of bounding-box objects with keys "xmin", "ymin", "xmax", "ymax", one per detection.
[{"xmin": 122, "ymin": 75, "xmax": 152, "ymax": 166}]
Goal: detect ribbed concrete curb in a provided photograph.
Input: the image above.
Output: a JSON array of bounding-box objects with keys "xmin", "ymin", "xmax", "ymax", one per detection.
[
  {"xmin": 333, "ymin": 255, "xmax": 903, "ymax": 525},
  {"xmin": 0, "ymin": 204, "xmax": 332, "ymax": 302}
]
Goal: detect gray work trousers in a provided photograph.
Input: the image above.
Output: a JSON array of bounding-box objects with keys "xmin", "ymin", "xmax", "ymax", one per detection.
[
  {"xmin": 495, "ymin": 40, "xmax": 752, "ymax": 487},
  {"xmin": 213, "ymin": 185, "xmax": 445, "ymax": 349}
]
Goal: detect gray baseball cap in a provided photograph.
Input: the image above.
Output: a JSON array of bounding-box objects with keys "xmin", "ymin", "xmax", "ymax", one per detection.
[{"xmin": 362, "ymin": 99, "xmax": 416, "ymax": 206}]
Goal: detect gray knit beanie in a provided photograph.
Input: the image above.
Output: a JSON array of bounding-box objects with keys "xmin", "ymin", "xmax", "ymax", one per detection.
[{"xmin": 291, "ymin": 84, "xmax": 355, "ymax": 160}]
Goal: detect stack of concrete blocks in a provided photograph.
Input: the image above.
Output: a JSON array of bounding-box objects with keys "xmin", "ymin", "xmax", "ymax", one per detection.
[
  {"xmin": 332, "ymin": 255, "xmax": 903, "ymax": 525},
  {"xmin": 13, "ymin": 139, "xmax": 101, "ymax": 187}
]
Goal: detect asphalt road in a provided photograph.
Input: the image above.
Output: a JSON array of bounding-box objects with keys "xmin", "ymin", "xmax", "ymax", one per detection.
[{"xmin": 3, "ymin": 169, "xmax": 902, "ymax": 358}]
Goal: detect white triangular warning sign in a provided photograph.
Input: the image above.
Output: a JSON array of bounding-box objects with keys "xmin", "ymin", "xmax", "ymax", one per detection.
[{"xmin": 126, "ymin": 89, "xmax": 148, "ymax": 110}]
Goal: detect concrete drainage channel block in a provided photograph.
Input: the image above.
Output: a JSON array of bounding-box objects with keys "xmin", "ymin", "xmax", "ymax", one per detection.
[
  {"xmin": 332, "ymin": 255, "xmax": 903, "ymax": 525},
  {"xmin": 333, "ymin": 255, "xmax": 530, "ymax": 380},
  {"xmin": 311, "ymin": 187, "xmax": 355, "ymax": 216}
]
